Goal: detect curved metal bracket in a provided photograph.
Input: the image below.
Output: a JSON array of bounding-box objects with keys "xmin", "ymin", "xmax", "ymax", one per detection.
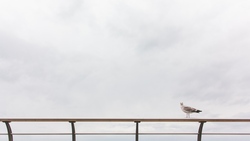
[
  {"xmin": 197, "ymin": 121, "xmax": 206, "ymax": 141},
  {"xmin": 3, "ymin": 121, "xmax": 13, "ymax": 141},
  {"xmin": 134, "ymin": 121, "xmax": 140, "ymax": 141},
  {"xmin": 69, "ymin": 121, "xmax": 76, "ymax": 141}
]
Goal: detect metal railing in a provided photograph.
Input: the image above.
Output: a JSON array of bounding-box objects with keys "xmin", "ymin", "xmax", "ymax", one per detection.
[{"xmin": 1, "ymin": 118, "xmax": 250, "ymax": 141}]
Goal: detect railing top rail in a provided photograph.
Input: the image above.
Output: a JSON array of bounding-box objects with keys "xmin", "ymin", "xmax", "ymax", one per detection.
[{"xmin": 1, "ymin": 118, "xmax": 250, "ymax": 122}]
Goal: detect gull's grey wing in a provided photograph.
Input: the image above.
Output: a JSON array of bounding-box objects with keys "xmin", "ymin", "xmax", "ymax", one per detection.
[{"xmin": 183, "ymin": 106, "xmax": 197, "ymax": 112}]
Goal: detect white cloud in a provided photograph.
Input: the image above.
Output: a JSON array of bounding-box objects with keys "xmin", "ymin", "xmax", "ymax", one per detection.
[{"xmin": 1, "ymin": 1, "xmax": 250, "ymax": 140}]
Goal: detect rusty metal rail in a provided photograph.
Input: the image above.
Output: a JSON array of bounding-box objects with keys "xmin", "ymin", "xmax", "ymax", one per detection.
[{"xmin": 1, "ymin": 118, "xmax": 250, "ymax": 141}]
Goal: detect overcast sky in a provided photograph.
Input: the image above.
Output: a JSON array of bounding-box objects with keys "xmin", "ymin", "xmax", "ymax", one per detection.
[{"xmin": 1, "ymin": 0, "xmax": 250, "ymax": 140}]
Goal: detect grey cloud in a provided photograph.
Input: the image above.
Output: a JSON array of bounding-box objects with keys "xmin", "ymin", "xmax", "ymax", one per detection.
[
  {"xmin": 1, "ymin": 2, "xmax": 250, "ymax": 139},
  {"xmin": 58, "ymin": 0, "xmax": 85, "ymax": 19},
  {"xmin": 0, "ymin": 33, "xmax": 59, "ymax": 81}
]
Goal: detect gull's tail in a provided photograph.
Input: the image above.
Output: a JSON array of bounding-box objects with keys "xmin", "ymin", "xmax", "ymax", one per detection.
[{"xmin": 195, "ymin": 110, "xmax": 202, "ymax": 113}]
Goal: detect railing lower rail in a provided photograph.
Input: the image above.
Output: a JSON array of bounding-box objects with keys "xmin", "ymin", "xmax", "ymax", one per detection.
[{"xmin": 1, "ymin": 118, "xmax": 250, "ymax": 141}]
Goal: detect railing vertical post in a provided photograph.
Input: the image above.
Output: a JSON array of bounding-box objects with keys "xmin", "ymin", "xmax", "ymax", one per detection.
[
  {"xmin": 197, "ymin": 121, "xmax": 206, "ymax": 141},
  {"xmin": 3, "ymin": 121, "xmax": 13, "ymax": 141},
  {"xmin": 135, "ymin": 121, "xmax": 140, "ymax": 141},
  {"xmin": 69, "ymin": 121, "xmax": 76, "ymax": 141}
]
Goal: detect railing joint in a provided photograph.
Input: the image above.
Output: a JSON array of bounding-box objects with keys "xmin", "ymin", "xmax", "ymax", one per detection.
[
  {"xmin": 197, "ymin": 121, "xmax": 206, "ymax": 141},
  {"xmin": 135, "ymin": 121, "xmax": 140, "ymax": 141},
  {"xmin": 3, "ymin": 121, "xmax": 13, "ymax": 141},
  {"xmin": 69, "ymin": 121, "xmax": 76, "ymax": 141}
]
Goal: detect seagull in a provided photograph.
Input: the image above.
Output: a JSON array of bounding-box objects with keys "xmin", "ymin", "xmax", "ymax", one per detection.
[{"xmin": 180, "ymin": 102, "xmax": 202, "ymax": 118}]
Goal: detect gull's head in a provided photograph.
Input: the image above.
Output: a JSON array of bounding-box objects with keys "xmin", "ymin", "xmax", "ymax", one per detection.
[{"xmin": 180, "ymin": 102, "xmax": 183, "ymax": 106}]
